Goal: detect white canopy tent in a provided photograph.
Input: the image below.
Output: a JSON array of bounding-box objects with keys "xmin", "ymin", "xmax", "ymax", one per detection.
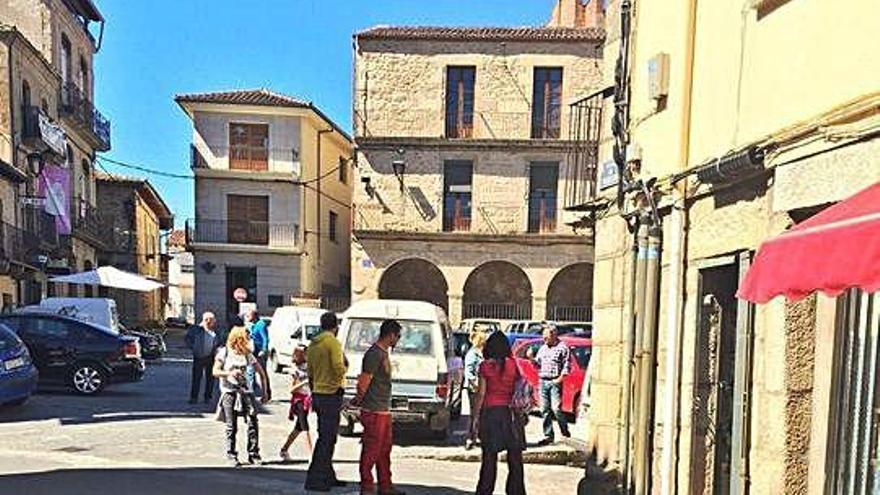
[{"xmin": 49, "ymin": 266, "xmax": 164, "ymax": 292}]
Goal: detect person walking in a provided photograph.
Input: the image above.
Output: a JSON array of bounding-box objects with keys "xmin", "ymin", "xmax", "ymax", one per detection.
[
  {"xmin": 186, "ymin": 312, "xmax": 220, "ymax": 404},
  {"xmin": 213, "ymin": 326, "xmax": 272, "ymax": 467},
  {"xmin": 304, "ymin": 312, "xmax": 349, "ymax": 492},
  {"xmin": 534, "ymin": 325, "xmax": 571, "ymax": 445},
  {"xmin": 473, "ymin": 330, "xmax": 526, "ymax": 495},
  {"xmin": 351, "ymin": 320, "xmax": 405, "ymax": 495},
  {"xmin": 463, "ymin": 330, "xmax": 488, "ymax": 450},
  {"xmin": 280, "ymin": 345, "xmax": 313, "ymax": 461},
  {"xmin": 244, "ymin": 309, "xmax": 269, "ymax": 371}
]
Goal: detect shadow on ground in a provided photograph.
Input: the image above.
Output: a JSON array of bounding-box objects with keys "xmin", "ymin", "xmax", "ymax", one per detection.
[{"xmin": 0, "ymin": 467, "xmax": 473, "ymax": 495}]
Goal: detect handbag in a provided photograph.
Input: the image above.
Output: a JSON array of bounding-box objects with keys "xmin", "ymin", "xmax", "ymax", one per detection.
[{"xmin": 510, "ymin": 367, "xmax": 536, "ymax": 416}]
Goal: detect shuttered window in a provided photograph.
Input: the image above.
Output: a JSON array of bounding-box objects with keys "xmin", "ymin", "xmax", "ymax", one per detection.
[
  {"xmin": 229, "ymin": 123, "xmax": 269, "ymax": 171},
  {"xmin": 226, "ymin": 195, "xmax": 269, "ymax": 245}
]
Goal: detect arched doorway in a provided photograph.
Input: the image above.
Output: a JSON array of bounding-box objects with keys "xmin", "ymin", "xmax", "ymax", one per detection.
[
  {"xmin": 463, "ymin": 261, "xmax": 532, "ymax": 320},
  {"xmin": 378, "ymin": 258, "xmax": 449, "ymax": 312},
  {"xmin": 546, "ymin": 262, "xmax": 593, "ymax": 321}
]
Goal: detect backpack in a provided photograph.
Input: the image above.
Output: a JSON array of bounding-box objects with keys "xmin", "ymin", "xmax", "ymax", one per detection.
[{"xmin": 510, "ymin": 366, "xmax": 536, "ymax": 415}]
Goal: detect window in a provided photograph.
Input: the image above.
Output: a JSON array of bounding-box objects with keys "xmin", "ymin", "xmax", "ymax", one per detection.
[
  {"xmin": 445, "ymin": 66, "xmax": 476, "ymax": 138},
  {"xmin": 21, "ymin": 80, "xmax": 31, "ymax": 133},
  {"xmin": 79, "ymin": 57, "xmax": 89, "ymax": 95},
  {"xmin": 338, "ymin": 157, "xmax": 347, "ymax": 184},
  {"xmin": 329, "ymin": 211, "xmax": 338, "ymax": 243},
  {"xmin": 229, "ymin": 123, "xmax": 269, "ymax": 171},
  {"xmin": 80, "ymin": 159, "xmax": 91, "ymax": 203},
  {"xmin": 531, "ymin": 68, "xmax": 563, "ymax": 139},
  {"xmin": 528, "ymin": 162, "xmax": 559, "ymax": 233},
  {"xmin": 226, "ymin": 195, "xmax": 269, "ymax": 245},
  {"xmin": 442, "ymin": 160, "xmax": 473, "ymax": 232},
  {"xmin": 30, "ymin": 317, "xmax": 69, "ymax": 339},
  {"xmin": 60, "ymin": 35, "xmax": 72, "ymax": 87},
  {"xmin": 345, "ymin": 318, "xmax": 435, "ymax": 356},
  {"xmin": 66, "ymin": 144, "xmax": 74, "ymax": 168},
  {"xmin": 268, "ymin": 294, "xmax": 284, "ymax": 308}
]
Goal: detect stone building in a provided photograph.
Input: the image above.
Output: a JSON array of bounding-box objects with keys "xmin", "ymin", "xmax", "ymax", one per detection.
[
  {"xmin": 568, "ymin": 0, "xmax": 880, "ymax": 493},
  {"xmin": 95, "ymin": 174, "xmax": 173, "ymax": 326},
  {"xmin": 176, "ymin": 89, "xmax": 353, "ymax": 328},
  {"xmin": 0, "ymin": 0, "xmax": 110, "ymax": 308},
  {"xmin": 351, "ymin": 1, "xmax": 605, "ymax": 326}
]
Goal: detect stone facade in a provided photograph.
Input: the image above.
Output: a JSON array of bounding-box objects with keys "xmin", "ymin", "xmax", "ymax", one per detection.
[{"xmin": 352, "ymin": 22, "xmax": 604, "ymax": 326}]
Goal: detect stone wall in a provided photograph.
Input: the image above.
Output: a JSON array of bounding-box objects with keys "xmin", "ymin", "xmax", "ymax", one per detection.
[
  {"xmin": 355, "ymin": 38, "xmax": 602, "ymax": 140},
  {"xmin": 783, "ymin": 296, "xmax": 816, "ymax": 494}
]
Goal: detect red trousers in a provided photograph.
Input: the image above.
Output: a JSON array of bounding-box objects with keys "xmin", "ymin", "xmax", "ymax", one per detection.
[{"xmin": 360, "ymin": 410, "xmax": 393, "ymax": 491}]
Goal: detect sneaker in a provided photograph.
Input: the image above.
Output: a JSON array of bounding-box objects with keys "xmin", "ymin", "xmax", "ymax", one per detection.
[
  {"xmin": 279, "ymin": 450, "xmax": 291, "ymax": 462},
  {"xmin": 464, "ymin": 439, "xmax": 474, "ymax": 451},
  {"xmin": 536, "ymin": 437, "xmax": 554, "ymax": 447},
  {"xmin": 226, "ymin": 455, "xmax": 240, "ymax": 468},
  {"xmin": 247, "ymin": 454, "xmax": 264, "ymax": 465},
  {"xmin": 561, "ymin": 430, "xmax": 572, "ymax": 438}
]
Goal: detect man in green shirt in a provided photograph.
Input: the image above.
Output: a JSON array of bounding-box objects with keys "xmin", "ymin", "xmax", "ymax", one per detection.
[
  {"xmin": 351, "ymin": 319, "xmax": 404, "ymax": 495},
  {"xmin": 305, "ymin": 312, "xmax": 349, "ymax": 492}
]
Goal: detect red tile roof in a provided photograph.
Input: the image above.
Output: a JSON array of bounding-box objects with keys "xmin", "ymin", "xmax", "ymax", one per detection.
[
  {"xmin": 356, "ymin": 26, "xmax": 604, "ymax": 42},
  {"xmin": 174, "ymin": 88, "xmax": 310, "ymax": 108},
  {"xmin": 167, "ymin": 229, "xmax": 186, "ymax": 248}
]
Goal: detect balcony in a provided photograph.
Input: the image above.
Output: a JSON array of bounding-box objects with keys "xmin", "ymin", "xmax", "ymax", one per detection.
[
  {"xmin": 72, "ymin": 198, "xmax": 110, "ymax": 248},
  {"xmin": 23, "ymin": 205, "xmax": 60, "ymax": 252},
  {"xmin": 58, "ymin": 81, "xmax": 111, "ymax": 151},
  {"xmin": 21, "ymin": 106, "xmax": 68, "ymax": 159},
  {"xmin": 563, "ymin": 87, "xmax": 612, "ymax": 210},
  {"xmin": 185, "ymin": 219, "xmax": 300, "ymax": 252}
]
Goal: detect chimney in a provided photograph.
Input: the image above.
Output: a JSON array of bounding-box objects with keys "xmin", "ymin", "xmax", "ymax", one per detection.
[{"xmin": 547, "ymin": 0, "xmax": 604, "ymax": 29}]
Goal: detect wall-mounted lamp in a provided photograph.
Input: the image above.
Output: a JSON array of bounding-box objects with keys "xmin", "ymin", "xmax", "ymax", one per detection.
[
  {"xmin": 361, "ymin": 176, "xmax": 376, "ymax": 198},
  {"xmin": 200, "ymin": 261, "xmax": 216, "ymax": 274},
  {"xmin": 392, "ymin": 160, "xmax": 406, "ymax": 191},
  {"xmin": 26, "ymin": 152, "xmax": 45, "ymax": 175}
]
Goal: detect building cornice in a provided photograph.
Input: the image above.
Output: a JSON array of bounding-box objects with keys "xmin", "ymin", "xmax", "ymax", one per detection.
[
  {"xmin": 355, "ymin": 136, "xmax": 576, "ymax": 152},
  {"xmin": 353, "ymin": 229, "xmax": 592, "ymax": 246}
]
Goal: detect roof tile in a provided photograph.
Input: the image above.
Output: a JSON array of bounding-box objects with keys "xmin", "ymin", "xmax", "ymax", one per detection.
[
  {"xmin": 174, "ymin": 88, "xmax": 310, "ymax": 108},
  {"xmin": 355, "ymin": 26, "xmax": 604, "ymax": 42}
]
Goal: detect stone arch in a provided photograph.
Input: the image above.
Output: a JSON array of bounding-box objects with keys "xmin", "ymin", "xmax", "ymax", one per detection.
[
  {"xmin": 378, "ymin": 258, "xmax": 449, "ymax": 312},
  {"xmin": 546, "ymin": 262, "xmax": 593, "ymax": 321},
  {"xmin": 463, "ymin": 261, "xmax": 532, "ymax": 320}
]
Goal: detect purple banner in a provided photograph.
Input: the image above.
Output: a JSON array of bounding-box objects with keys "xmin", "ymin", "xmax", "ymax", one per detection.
[{"xmin": 37, "ymin": 164, "xmax": 71, "ymax": 235}]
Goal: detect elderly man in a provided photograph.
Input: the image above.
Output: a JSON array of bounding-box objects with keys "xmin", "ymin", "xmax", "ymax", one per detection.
[
  {"xmin": 534, "ymin": 324, "xmax": 571, "ymax": 445},
  {"xmin": 185, "ymin": 312, "xmax": 221, "ymax": 404}
]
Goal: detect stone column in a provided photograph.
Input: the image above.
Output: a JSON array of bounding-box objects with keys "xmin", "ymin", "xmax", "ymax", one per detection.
[
  {"xmin": 448, "ymin": 292, "xmax": 464, "ymax": 328},
  {"xmin": 532, "ymin": 295, "xmax": 547, "ymax": 321}
]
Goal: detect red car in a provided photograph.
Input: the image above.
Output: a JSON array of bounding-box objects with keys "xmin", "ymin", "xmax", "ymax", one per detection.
[{"xmin": 513, "ymin": 335, "xmax": 592, "ymax": 420}]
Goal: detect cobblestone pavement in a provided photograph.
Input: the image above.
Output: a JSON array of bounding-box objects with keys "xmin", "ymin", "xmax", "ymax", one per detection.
[{"xmin": 0, "ymin": 340, "xmax": 586, "ymax": 494}]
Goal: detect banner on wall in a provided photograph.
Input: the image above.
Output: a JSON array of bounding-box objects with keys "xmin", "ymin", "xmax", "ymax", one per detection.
[{"xmin": 37, "ymin": 164, "xmax": 71, "ymax": 235}]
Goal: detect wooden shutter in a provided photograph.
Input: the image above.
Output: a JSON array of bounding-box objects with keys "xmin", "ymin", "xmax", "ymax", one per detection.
[
  {"xmin": 229, "ymin": 123, "xmax": 269, "ymax": 171},
  {"xmin": 227, "ymin": 195, "xmax": 269, "ymax": 245}
]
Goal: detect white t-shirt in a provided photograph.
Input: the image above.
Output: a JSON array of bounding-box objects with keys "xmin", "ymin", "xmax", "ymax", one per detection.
[{"xmin": 216, "ymin": 347, "xmax": 257, "ymax": 394}]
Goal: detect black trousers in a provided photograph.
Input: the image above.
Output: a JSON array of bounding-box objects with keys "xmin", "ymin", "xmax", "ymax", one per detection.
[
  {"xmin": 306, "ymin": 391, "xmax": 343, "ymax": 489},
  {"xmin": 221, "ymin": 393, "xmax": 259, "ymax": 457},
  {"xmin": 190, "ymin": 356, "xmax": 214, "ymax": 401},
  {"xmin": 476, "ymin": 447, "xmax": 526, "ymax": 495}
]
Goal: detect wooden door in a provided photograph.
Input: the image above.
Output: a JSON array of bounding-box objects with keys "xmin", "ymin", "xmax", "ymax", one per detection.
[{"xmin": 226, "ymin": 195, "xmax": 269, "ymax": 245}]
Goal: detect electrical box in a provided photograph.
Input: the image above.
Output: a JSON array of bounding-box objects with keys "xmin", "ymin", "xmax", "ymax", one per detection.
[{"xmin": 647, "ymin": 53, "xmax": 670, "ymax": 100}]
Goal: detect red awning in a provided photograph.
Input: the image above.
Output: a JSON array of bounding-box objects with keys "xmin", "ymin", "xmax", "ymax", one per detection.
[{"xmin": 737, "ymin": 181, "xmax": 880, "ymax": 303}]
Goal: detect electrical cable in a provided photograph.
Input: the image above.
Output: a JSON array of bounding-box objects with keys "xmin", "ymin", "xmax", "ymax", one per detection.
[{"xmin": 97, "ymin": 155, "xmax": 194, "ymax": 179}]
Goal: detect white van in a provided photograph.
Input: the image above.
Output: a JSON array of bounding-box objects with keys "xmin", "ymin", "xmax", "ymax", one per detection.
[
  {"xmin": 19, "ymin": 298, "xmax": 120, "ymax": 333},
  {"xmin": 338, "ymin": 299, "xmax": 461, "ymax": 439},
  {"xmin": 267, "ymin": 306, "xmax": 328, "ymax": 372}
]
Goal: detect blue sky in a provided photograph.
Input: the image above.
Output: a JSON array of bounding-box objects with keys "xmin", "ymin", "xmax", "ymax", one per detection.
[{"xmin": 93, "ymin": 0, "xmax": 557, "ymax": 225}]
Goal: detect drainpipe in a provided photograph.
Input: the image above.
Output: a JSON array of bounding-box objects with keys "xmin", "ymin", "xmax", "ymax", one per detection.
[
  {"xmin": 630, "ymin": 218, "xmax": 650, "ymax": 493},
  {"xmin": 620, "ymin": 223, "xmax": 641, "ymax": 493},
  {"xmin": 635, "ymin": 220, "xmax": 663, "ymax": 495},
  {"xmin": 658, "ymin": 0, "xmax": 698, "ymax": 491}
]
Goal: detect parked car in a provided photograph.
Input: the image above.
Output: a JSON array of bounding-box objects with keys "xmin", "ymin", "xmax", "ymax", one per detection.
[
  {"xmin": 504, "ymin": 320, "xmax": 582, "ymax": 346},
  {"xmin": 457, "ymin": 318, "xmax": 501, "ymax": 334},
  {"xmin": 512, "ymin": 335, "xmax": 592, "ymax": 421},
  {"xmin": 0, "ymin": 314, "xmax": 145, "ymax": 395},
  {"xmin": 559, "ymin": 321, "xmax": 593, "ymax": 338},
  {"xmin": 338, "ymin": 299, "xmax": 462, "ymax": 439},
  {"xmin": 0, "ymin": 323, "xmax": 38, "ymax": 406},
  {"xmin": 119, "ymin": 324, "xmax": 166, "ymax": 360},
  {"xmin": 267, "ymin": 306, "xmax": 326, "ymax": 372}
]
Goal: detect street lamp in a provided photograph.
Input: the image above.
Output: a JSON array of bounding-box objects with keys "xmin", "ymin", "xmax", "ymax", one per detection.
[
  {"xmin": 26, "ymin": 152, "xmax": 44, "ymax": 175},
  {"xmin": 392, "ymin": 159, "xmax": 406, "ymax": 191}
]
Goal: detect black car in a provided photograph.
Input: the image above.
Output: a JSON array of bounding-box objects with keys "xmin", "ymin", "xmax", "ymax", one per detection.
[
  {"xmin": 120, "ymin": 325, "xmax": 166, "ymax": 360},
  {"xmin": 0, "ymin": 314, "xmax": 145, "ymax": 395}
]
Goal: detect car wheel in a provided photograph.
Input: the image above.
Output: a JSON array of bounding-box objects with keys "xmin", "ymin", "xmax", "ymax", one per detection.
[{"xmin": 70, "ymin": 363, "xmax": 107, "ymax": 395}]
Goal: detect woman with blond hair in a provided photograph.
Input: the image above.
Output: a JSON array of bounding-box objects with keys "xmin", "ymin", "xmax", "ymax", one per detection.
[
  {"xmin": 213, "ymin": 326, "xmax": 272, "ymax": 467},
  {"xmin": 464, "ymin": 330, "xmax": 488, "ymax": 450}
]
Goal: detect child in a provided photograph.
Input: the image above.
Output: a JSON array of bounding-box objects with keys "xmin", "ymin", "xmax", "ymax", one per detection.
[{"xmin": 280, "ymin": 345, "xmax": 312, "ymax": 461}]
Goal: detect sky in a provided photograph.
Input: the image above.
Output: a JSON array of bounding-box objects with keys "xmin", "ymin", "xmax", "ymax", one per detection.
[{"xmin": 93, "ymin": 0, "xmax": 557, "ymax": 226}]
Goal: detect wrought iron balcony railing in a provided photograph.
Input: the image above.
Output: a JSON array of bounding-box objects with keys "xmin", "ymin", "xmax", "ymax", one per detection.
[
  {"xmin": 186, "ymin": 219, "xmax": 300, "ymax": 250},
  {"xmin": 59, "ymin": 81, "xmax": 111, "ymax": 151}
]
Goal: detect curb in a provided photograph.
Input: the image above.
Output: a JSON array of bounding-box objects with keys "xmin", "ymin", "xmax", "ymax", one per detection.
[{"xmin": 401, "ymin": 446, "xmax": 585, "ymax": 466}]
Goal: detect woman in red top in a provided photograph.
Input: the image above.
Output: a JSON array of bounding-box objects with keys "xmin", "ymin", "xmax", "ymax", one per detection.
[{"xmin": 473, "ymin": 331, "xmax": 526, "ymax": 495}]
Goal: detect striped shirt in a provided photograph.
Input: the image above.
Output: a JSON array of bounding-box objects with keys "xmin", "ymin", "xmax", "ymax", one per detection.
[{"xmin": 535, "ymin": 341, "xmax": 571, "ymax": 380}]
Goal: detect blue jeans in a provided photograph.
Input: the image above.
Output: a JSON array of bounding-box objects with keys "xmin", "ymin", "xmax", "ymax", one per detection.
[
  {"xmin": 540, "ymin": 379, "xmax": 569, "ymax": 440},
  {"xmin": 306, "ymin": 392, "xmax": 343, "ymax": 489}
]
